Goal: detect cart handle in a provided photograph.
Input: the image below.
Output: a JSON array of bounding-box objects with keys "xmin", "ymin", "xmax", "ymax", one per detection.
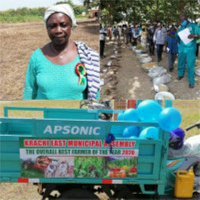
[{"xmin": 186, "ymin": 121, "xmax": 200, "ymax": 131}]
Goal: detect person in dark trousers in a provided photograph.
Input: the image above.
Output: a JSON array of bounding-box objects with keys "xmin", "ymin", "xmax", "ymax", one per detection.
[
  {"xmin": 133, "ymin": 25, "xmax": 141, "ymax": 46},
  {"xmin": 100, "ymin": 24, "xmax": 107, "ymax": 58},
  {"xmin": 196, "ymin": 21, "xmax": 200, "ymax": 57},
  {"xmin": 112, "ymin": 26, "xmax": 119, "ymax": 40},
  {"xmin": 165, "ymin": 26, "xmax": 178, "ymax": 72},
  {"xmin": 153, "ymin": 23, "xmax": 167, "ymax": 62},
  {"xmin": 128, "ymin": 25, "xmax": 133, "ymax": 43},
  {"xmin": 147, "ymin": 24, "xmax": 155, "ymax": 55}
]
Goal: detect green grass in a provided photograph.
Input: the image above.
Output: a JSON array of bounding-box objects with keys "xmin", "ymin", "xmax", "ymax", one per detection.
[
  {"xmin": 0, "ymin": 15, "xmax": 89, "ymax": 23},
  {"xmin": 0, "ymin": 100, "xmax": 199, "ymax": 138},
  {"xmin": 0, "ymin": 100, "xmax": 81, "ymax": 117},
  {"xmin": 0, "ymin": 5, "xmax": 89, "ymax": 23},
  {"xmin": 173, "ymin": 100, "xmax": 200, "ymax": 138},
  {"xmin": 0, "ymin": 11, "xmax": 90, "ymax": 23},
  {"xmin": 0, "ymin": 15, "xmax": 43, "ymax": 23}
]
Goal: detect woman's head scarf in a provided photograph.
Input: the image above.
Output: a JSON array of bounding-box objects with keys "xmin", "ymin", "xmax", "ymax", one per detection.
[{"xmin": 44, "ymin": 4, "xmax": 77, "ymax": 28}]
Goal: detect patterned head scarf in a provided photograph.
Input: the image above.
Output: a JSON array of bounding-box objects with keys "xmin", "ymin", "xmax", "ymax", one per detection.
[{"xmin": 44, "ymin": 4, "xmax": 77, "ymax": 28}]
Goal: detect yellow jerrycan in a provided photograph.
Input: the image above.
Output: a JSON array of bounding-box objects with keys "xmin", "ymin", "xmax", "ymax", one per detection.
[{"xmin": 174, "ymin": 170, "xmax": 194, "ymax": 198}]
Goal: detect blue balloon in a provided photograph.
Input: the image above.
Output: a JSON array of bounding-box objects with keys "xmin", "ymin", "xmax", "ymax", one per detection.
[
  {"xmin": 111, "ymin": 125, "xmax": 124, "ymax": 134},
  {"xmin": 122, "ymin": 126, "xmax": 139, "ymax": 138},
  {"xmin": 111, "ymin": 112, "xmax": 125, "ymax": 134},
  {"xmin": 117, "ymin": 112, "xmax": 124, "ymax": 121},
  {"xmin": 159, "ymin": 107, "xmax": 182, "ymax": 132},
  {"xmin": 139, "ymin": 127, "xmax": 159, "ymax": 139},
  {"xmin": 137, "ymin": 100, "xmax": 162, "ymax": 122},
  {"xmin": 123, "ymin": 109, "xmax": 139, "ymax": 121}
]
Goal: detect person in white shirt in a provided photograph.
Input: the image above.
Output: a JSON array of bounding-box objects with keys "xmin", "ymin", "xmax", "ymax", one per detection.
[
  {"xmin": 153, "ymin": 23, "xmax": 167, "ymax": 62},
  {"xmin": 100, "ymin": 24, "xmax": 107, "ymax": 58}
]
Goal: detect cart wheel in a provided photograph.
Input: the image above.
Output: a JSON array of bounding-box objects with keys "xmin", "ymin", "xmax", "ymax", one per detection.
[
  {"xmin": 133, "ymin": 194, "xmax": 160, "ymax": 199},
  {"xmin": 193, "ymin": 192, "xmax": 200, "ymax": 200},
  {"xmin": 58, "ymin": 188, "xmax": 98, "ymax": 200}
]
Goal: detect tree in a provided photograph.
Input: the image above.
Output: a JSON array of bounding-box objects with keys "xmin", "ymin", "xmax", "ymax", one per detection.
[
  {"xmin": 100, "ymin": 0, "xmax": 200, "ymax": 25},
  {"xmin": 56, "ymin": 0, "xmax": 74, "ymax": 7},
  {"xmin": 56, "ymin": 0, "xmax": 86, "ymax": 16},
  {"xmin": 83, "ymin": 0, "xmax": 100, "ymax": 9}
]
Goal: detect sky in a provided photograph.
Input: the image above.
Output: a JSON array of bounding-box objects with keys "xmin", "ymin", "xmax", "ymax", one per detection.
[{"xmin": 0, "ymin": 0, "xmax": 83, "ymax": 11}]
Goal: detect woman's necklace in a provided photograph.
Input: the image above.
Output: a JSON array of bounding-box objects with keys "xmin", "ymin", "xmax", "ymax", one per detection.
[{"xmin": 50, "ymin": 43, "xmax": 69, "ymax": 59}]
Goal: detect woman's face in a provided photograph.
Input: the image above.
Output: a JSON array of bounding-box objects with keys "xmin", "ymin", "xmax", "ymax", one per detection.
[{"xmin": 46, "ymin": 13, "xmax": 72, "ymax": 46}]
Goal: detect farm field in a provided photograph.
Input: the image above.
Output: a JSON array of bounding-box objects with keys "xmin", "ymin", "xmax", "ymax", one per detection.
[{"xmin": 0, "ymin": 19, "xmax": 99, "ymax": 101}]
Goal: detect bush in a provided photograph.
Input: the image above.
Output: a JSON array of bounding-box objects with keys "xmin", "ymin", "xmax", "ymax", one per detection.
[
  {"xmin": 0, "ymin": 5, "xmax": 85, "ymax": 23},
  {"xmin": 0, "ymin": 7, "xmax": 45, "ymax": 23}
]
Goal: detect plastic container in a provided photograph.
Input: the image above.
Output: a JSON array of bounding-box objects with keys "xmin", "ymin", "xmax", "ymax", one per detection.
[
  {"xmin": 174, "ymin": 170, "xmax": 194, "ymax": 198},
  {"xmin": 155, "ymin": 91, "xmax": 175, "ymax": 100}
]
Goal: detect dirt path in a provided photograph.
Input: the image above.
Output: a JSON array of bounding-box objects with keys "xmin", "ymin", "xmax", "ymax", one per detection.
[
  {"xmin": 101, "ymin": 39, "xmax": 200, "ymax": 100},
  {"xmin": 117, "ymin": 45, "xmax": 154, "ymax": 99},
  {"xmin": 154, "ymin": 54, "xmax": 200, "ymax": 99}
]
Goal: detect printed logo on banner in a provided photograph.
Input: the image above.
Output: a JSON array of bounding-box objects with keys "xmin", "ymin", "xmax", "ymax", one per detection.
[
  {"xmin": 43, "ymin": 125, "xmax": 101, "ymax": 135},
  {"xmin": 19, "ymin": 138, "xmax": 138, "ymax": 179}
]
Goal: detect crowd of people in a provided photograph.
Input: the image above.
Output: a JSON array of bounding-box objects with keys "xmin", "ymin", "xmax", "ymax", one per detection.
[{"xmin": 100, "ymin": 14, "xmax": 200, "ymax": 88}]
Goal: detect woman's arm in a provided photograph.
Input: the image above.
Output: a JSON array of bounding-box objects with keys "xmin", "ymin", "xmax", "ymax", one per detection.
[{"xmin": 23, "ymin": 55, "xmax": 38, "ymax": 99}]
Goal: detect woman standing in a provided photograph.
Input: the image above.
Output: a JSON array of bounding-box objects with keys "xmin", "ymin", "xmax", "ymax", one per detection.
[{"xmin": 23, "ymin": 4, "xmax": 100, "ymax": 100}]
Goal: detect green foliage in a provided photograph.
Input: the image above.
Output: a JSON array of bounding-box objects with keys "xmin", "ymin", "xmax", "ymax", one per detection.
[
  {"xmin": 173, "ymin": 100, "xmax": 200, "ymax": 138},
  {"xmin": 56, "ymin": 0, "xmax": 74, "ymax": 7},
  {"xmin": 107, "ymin": 157, "xmax": 137, "ymax": 169},
  {"xmin": 0, "ymin": 1, "xmax": 86, "ymax": 23},
  {"xmin": 56, "ymin": 0, "xmax": 86, "ymax": 15},
  {"xmin": 0, "ymin": 7, "xmax": 45, "ymax": 23},
  {"xmin": 74, "ymin": 5, "xmax": 86, "ymax": 15},
  {"xmin": 100, "ymin": 0, "xmax": 200, "ymax": 25},
  {"xmin": 83, "ymin": 0, "xmax": 100, "ymax": 9},
  {"xmin": 74, "ymin": 157, "xmax": 107, "ymax": 177}
]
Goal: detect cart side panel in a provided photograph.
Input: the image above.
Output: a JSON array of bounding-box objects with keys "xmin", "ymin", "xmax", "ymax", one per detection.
[
  {"xmin": 0, "ymin": 117, "xmax": 169, "ymax": 195},
  {"xmin": 0, "ymin": 138, "xmax": 163, "ymax": 181},
  {"xmin": 0, "ymin": 136, "xmax": 21, "ymax": 181}
]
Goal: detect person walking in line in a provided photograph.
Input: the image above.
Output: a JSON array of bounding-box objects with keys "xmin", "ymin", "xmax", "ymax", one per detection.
[
  {"xmin": 100, "ymin": 24, "xmax": 107, "ymax": 58},
  {"xmin": 113, "ymin": 26, "xmax": 119, "ymax": 40},
  {"xmin": 128, "ymin": 24, "xmax": 133, "ymax": 43},
  {"xmin": 118, "ymin": 25, "xmax": 122, "ymax": 40},
  {"xmin": 153, "ymin": 23, "xmax": 167, "ymax": 62},
  {"xmin": 133, "ymin": 25, "xmax": 141, "ymax": 46},
  {"xmin": 132, "ymin": 25, "xmax": 137, "ymax": 46},
  {"xmin": 195, "ymin": 20, "xmax": 200, "ymax": 57},
  {"xmin": 125, "ymin": 25, "xmax": 130, "ymax": 44},
  {"xmin": 122, "ymin": 24, "xmax": 127, "ymax": 43},
  {"xmin": 147, "ymin": 24, "xmax": 155, "ymax": 55},
  {"xmin": 165, "ymin": 26, "xmax": 178, "ymax": 72},
  {"xmin": 141, "ymin": 26, "xmax": 148, "ymax": 49},
  {"xmin": 107, "ymin": 25, "xmax": 112, "ymax": 41}
]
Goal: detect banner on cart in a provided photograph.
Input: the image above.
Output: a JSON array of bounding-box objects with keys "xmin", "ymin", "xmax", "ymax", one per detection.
[{"xmin": 20, "ymin": 138, "xmax": 138, "ymax": 179}]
